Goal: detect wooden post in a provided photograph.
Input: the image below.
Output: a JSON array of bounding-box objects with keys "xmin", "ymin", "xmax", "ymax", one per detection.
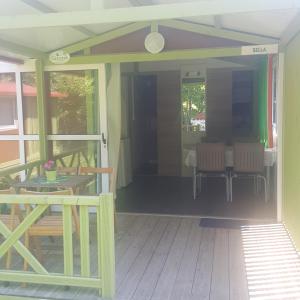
[{"xmin": 99, "ymin": 193, "xmax": 115, "ymax": 298}]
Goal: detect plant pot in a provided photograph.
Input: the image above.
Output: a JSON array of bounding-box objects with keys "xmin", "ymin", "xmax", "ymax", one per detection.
[{"xmin": 45, "ymin": 170, "xmax": 57, "ymax": 182}]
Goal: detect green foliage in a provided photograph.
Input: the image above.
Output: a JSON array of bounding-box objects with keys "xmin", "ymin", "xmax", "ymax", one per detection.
[{"xmin": 181, "ymin": 81, "xmax": 206, "ymax": 126}]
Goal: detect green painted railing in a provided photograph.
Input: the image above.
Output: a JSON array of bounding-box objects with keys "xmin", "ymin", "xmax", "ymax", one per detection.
[{"xmin": 0, "ymin": 193, "xmax": 115, "ymax": 298}]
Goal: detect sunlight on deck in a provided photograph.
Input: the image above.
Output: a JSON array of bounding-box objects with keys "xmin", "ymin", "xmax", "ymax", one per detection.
[{"xmin": 242, "ymin": 223, "xmax": 300, "ymax": 300}]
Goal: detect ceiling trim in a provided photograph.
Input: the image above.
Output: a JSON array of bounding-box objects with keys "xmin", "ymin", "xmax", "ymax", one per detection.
[
  {"xmin": 0, "ymin": 0, "xmax": 298, "ymax": 30},
  {"xmin": 0, "ymin": 55, "xmax": 24, "ymax": 64},
  {"xmin": 57, "ymin": 22, "xmax": 150, "ymax": 54},
  {"xmin": 45, "ymin": 47, "xmax": 245, "ymax": 66},
  {"xmin": 0, "ymin": 38, "xmax": 45, "ymax": 59},
  {"xmin": 280, "ymin": 11, "xmax": 300, "ymax": 47},
  {"xmin": 159, "ymin": 20, "xmax": 279, "ymax": 45},
  {"xmin": 20, "ymin": 0, "xmax": 95, "ymax": 37}
]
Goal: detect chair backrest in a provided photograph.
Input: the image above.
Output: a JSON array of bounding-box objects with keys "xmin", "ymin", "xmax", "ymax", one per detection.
[
  {"xmin": 78, "ymin": 167, "xmax": 114, "ymax": 192},
  {"xmin": 56, "ymin": 167, "xmax": 78, "ymax": 175},
  {"xmin": 197, "ymin": 143, "xmax": 226, "ymax": 172},
  {"xmin": 233, "ymin": 142, "xmax": 264, "ymax": 173}
]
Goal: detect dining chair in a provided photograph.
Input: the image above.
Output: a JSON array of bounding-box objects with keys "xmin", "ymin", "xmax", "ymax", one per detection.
[
  {"xmin": 78, "ymin": 167, "xmax": 117, "ymax": 228},
  {"xmin": 78, "ymin": 167, "xmax": 115, "ymax": 193},
  {"xmin": 56, "ymin": 167, "xmax": 78, "ymax": 175},
  {"xmin": 0, "ymin": 188, "xmax": 21, "ymax": 270},
  {"xmin": 19, "ymin": 188, "xmax": 79, "ymax": 270},
  {"xmin": 195, "ymin": 143, "xmax": 229, "ymax": 201},
  {"xmin": 230, "ymin": 142, "xmax": 267, "ymax": 202}
]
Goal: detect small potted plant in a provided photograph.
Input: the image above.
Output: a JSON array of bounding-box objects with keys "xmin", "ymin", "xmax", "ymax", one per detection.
[{"xmin": 43, "ymin": 160, "xmax": 56, "ymax": 182}]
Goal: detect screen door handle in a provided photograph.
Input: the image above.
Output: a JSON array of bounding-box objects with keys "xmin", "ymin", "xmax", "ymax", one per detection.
[{"xmin": 101, "ymin": 133, "xmax": 107, "ymax": 145}]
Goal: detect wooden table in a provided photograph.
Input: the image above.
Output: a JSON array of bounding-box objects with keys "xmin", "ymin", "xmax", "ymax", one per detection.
[{"xmin": 12, "ymin": 175, "xmax": 94, "ymax": 194}]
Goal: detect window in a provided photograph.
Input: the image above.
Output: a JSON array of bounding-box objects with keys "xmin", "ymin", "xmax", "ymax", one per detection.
[{"xmin": 181, "ymin": 78, "xmax": 206, "ymax": 132}]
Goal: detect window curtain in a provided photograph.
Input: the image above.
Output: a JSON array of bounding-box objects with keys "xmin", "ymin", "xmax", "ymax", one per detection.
[{"xmin": 107, "ymin": 63, "xmax": 121, "ymax": 197}]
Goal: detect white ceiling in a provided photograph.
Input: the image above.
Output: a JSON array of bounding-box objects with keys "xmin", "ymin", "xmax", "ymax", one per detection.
[{"xmin": 0, "ymin": 0, "xmax": 298, "ymax": 58}]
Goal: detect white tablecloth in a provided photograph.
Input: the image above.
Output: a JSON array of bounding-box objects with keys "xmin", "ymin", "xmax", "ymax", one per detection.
[{"xmin": 184, "ymin": 147, "xmax": 277, "ymax": 168}]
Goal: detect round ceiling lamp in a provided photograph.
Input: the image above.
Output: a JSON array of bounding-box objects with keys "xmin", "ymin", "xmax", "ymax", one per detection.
[{"xmin": 144, "ymin": 32, "xmax": 165, "ymax": 54}]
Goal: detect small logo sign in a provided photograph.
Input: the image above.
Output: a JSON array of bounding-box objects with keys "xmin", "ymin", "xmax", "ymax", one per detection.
[
  {"xmin": 241, "ymin": 44, "xmax": 278, "ymax": 56},
  {"xmin": 49, "ymin": 50, "xmax": 70, "ymax": 64}
]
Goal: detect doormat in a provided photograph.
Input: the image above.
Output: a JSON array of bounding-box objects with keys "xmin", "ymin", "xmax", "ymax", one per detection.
[{"xmin": 199, "ymin": 218, "xmax": 267, "ymax": 229}]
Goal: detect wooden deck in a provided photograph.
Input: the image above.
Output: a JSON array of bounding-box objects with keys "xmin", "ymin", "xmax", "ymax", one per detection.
[{"xmin": 0, "ymin": 214, "xmax": 249, "ymax": 300}]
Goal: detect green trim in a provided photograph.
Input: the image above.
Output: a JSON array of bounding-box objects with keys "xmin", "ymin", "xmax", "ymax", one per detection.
[
  {"xmin": 0, "ymin": 38, "xmax": 45, "ymax": 59},
  {"xmin": 0, "ymin": 271, "xmax": 101, "ymax": 288},
  {"xmin": 99, "ymin": 194, "xmax": 115, "ymax": 298},
  {"xmin": 80, "ymin": 206, "xmax": 90, "ymax": 277},
  {"xmin": 46, "ymin": 47, "xmax": 242, "ymax": 65},
  {"xmin": 59, "ymin": 22, "xmax": 150, "ymax": 54},
  {"xmin": 63, "ymin": 205, "xmax": 73, "ymax": 276},
  {"xmin": 159, "ymin": 20, "xmax": 278, "ymax": 45},
  {"xmin": 35, "ymin": 59, "xmax": 48, "ymax": 160},
  {"xmin": 0, "ymin": 1, "xmax": 296, "ymax": 30}
]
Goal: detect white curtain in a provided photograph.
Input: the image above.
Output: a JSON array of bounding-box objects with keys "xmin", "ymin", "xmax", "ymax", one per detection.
[{"xmin": 107, "ymin": 64, "xmax": 121, "ymax": 197}]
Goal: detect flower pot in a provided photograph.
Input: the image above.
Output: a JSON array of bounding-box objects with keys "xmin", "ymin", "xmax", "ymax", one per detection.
[{"xmin": 45, "ymin": 170, "xmax": 57, "ymax": 182}]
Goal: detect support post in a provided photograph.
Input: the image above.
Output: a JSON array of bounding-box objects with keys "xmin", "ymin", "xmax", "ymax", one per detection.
[
  {"xmin": 99, "ymin": 193, "xmax": 115, "ymax": 298},
  {"xmin": 35, "ymin": 59, "xmax": 48, "ymax": 160}
]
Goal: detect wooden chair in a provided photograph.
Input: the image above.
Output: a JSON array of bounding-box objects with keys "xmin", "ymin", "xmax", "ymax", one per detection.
[
  {"xmin": 78, "ymin": 167, "xmax": 115, "ymax": 193},
  {"xmin": 56, "ymin": 167, "xmax": 78, "ymax": 175},
  {"xmin": 19, "ymin": 188, "xmax": 79, "ymax": 270},
  {"xmin": 0, "ymin": 188, "xmax": 21, "ymax": 270},
  {"xmin": 230, "ymin": 142, "xmax": 267, "ymax": 202},
  {"xmin": 196, "ymin": 143, "xmax": 229, "ymax": 201},
  {"xmin": 78, "ymin": 167, "xmax": 116, "ymax": 227}
]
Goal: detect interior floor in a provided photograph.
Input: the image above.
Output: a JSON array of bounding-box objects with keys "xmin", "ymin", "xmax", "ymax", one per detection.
[{"xmin": 116, "ymin": 176, "xmax": 277, "ymax": 220}]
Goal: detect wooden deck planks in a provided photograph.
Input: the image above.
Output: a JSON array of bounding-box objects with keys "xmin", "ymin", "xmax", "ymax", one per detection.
[
  {"xmin": 210, "ymin": 229, "xmax": 230, "ymax": 300},
  {"xmin": 169, "ymin": 219, "xmax": 203, "ymax": 300},
  {"xmin": 0, "ymin": 214, "xmax": 251, "ymax": 300},
  {"xmin": 150, "ymin": 218, "xmax": 193, "ymax": 300},
  {"xmin": 131, "ymin": 217, "xmax": 181, "ymax": 300},
  {"xmin": 229, "ymin": 230, "xmax": 249, "ymax": 300}
]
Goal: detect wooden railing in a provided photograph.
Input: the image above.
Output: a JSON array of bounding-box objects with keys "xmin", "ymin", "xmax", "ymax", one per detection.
[
  {"xmin": 0, "ymin": 147, "xmax": 92, "ymax": 185},
  {"xmin": 0, "ymin": 193, "xmax": 115, "ymax": 298}
]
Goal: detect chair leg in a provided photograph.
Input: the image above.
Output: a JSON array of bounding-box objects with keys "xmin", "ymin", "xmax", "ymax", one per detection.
[
  {"xmin": 5, "ymin": 249, "xmax": 12, "ymax": 270},
  {"xmin": 225, "ymin": 176, "xmax": 230, "ymax": 202}
]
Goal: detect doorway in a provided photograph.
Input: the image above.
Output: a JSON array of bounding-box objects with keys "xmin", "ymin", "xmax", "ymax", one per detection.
[{"xmin": 132, "ymin": 75, "xmax": 158, "ymax": 176}]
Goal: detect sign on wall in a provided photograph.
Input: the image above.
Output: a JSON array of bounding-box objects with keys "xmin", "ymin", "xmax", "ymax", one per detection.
[
  {"xmin": 49, "ymin": 50, "xmax": 70, "ymax": 64},
  {"xmin": 241, "ymin": 44, "xmax": 279, "ymax": 56}
]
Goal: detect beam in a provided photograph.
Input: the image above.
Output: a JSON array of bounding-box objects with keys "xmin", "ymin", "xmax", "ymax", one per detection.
[
  {"xmin": 57, "ymin": 22, "xmax": 150, "ymax": 54},
  {"xmin": 129, "ymin": 0, "xmax": 154, "ymax": 5},
  {"xmin": 0, "ymin": 38, "xmax": 45, "ymax": 59},
  {"xmin": 214, "ymin": 15, "xmax": 223, "ymax": 29},
  {"xmin": 45, "ymin": 47, "xmax": 243, "ymax": 65},
  {"xmin": 0, "ymin": 55, "xmax": 23, "ymax": 64},
  {"xmin": 20, "ymin": 0, "xmax": 95, "ymax": 37},
  {"xmin": 159, "ymin": 20, "xmax": 278, "ymax": 44},
  {"xmin": 280, "ymin": 11, "xmax": 300, "ymax": 47},
  {"xmin": 0, "ymin": 0, "xmax": 298, "ymax": 30}
]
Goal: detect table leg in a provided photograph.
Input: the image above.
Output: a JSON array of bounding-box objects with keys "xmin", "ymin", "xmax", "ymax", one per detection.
[{"xmin": 266, "ymin": 166, "xmax": 271, "ymax": 203}]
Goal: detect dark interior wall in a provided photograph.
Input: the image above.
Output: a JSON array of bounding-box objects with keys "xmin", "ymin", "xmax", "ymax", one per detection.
[
  {"xmin": 157, "ymin": 71, "xmax": 181, "ymax": 176},
  {"xmin": 91, "ymin": 27, "xmax": 247, "ymax": 55},
  {"xmin": 206, "ymin": 68, "xmax": 233, "ymax": 141}
]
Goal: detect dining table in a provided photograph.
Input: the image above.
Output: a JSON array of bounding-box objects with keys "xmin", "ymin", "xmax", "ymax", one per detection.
[{"xmin": 12, "ymin": 175, "xmax": 94, "ymax": 194}]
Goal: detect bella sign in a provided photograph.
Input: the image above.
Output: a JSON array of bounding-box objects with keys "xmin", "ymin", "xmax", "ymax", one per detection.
[
  {"xmin": 241, "ymin": 44, "xmax": 278, "ymax": 56},
  {"xmin": 49, "ymin": 50, "xmax": 70, "ymax": 64}
]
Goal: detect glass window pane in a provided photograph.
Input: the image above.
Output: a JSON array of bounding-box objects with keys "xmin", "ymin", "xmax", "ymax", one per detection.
[
  {"xmin": 25, "ymin": 141, "xmax": 40, "ymax": 162},
  {"xmin": 0, "ymin": 73, "xmax": 18, "ymax": 135},
  {"xmin": 22, "ymin": 72, "xmax": 39, "ymax": 134},
  {"xmin": 50, "ymin": 140, "xmax": 99, "ymax": 167},
  {"xmin": 182, "ymin": 78, "xmax": 206, "ymax": 132},
  {"xmin": 46, "ymin": 70, "xmax": 99, "ymax": 135},
  {"xmin": 0, "ymin": 141, "xmax": 20, "ymax": 168}
]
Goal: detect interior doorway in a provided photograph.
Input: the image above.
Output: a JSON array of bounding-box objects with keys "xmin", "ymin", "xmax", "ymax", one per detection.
[{"xmin": 132, "ymin": 75, "xmax": 158, "ymax": 176}]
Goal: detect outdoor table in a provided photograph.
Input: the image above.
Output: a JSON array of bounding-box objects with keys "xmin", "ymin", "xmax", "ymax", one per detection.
[{"xmin": 12, "ymin": 175, "xmax": 94, "ymax": 194}]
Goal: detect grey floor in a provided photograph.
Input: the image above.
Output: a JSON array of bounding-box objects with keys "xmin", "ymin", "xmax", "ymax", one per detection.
[{"xmin": 0, "ymin": 214, "xmax": 249, "ymax": 300}]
